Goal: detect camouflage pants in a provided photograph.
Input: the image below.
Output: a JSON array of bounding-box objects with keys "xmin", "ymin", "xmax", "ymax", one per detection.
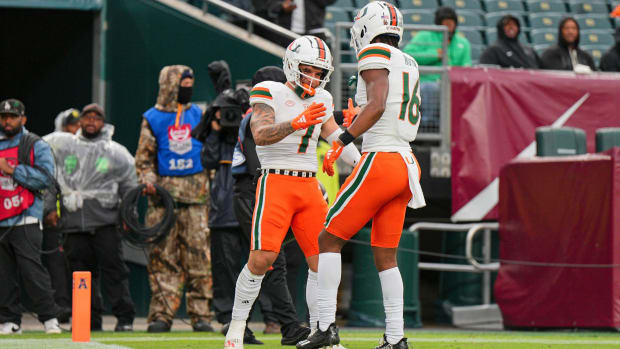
[{"xmin": 146, "ymin": 204, "xmax": 213, "ymax": 325}]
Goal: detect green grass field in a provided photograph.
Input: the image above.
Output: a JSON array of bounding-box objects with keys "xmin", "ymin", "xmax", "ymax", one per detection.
[{"xmin": 2, "ymin": 330, "xmax": 620, "ymax": 349}]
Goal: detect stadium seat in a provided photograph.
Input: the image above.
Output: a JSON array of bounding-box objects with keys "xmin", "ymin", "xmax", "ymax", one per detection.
[
  {"xmin": 402, "ymin": 9, "xmax": 436, "ymax": 25},
  {"xmin": 470, "ymin": 44, "xmax": 484, "ymax": 61},
  {"xmin": 580, "ymin": 30, "xmax": 615, "ymax": 46},
  {"xmin": 596, "ymin": 128, "xmax": 620, "ymax": 152},
  {"xmin": 534, "ymin": 43, "xmax": 551, "ymax": 55},
  {"xmin": 567, "ymin": 1, "xmax": 610, "ymax": 15},
  {"xmin": 332, "ymin": 0, "xmax": 355, "ymax": 8},
  {"xmin": 525, "ymin": 0, "xmax": 567, "ymax": 13},
  {"xmin": 535, "ymin": 126, "xmax": 587, "ymax": 157},
  {"xmin": 575, "ymin": 14, "xmax": 614, "ymax": 30},
  {"xmin": 397, "ymin": 0, "xmax": 440, "ymax": 10},
  {"xmin": 485, "ymin": 12, "xmax": 526, "ymax": 29},
  {"xmin": 581, "ymin": 44, "xmax": 607, "ymax": 66},
  {"xmin": 528, "ymin": 13, "xmax": 566, "ymax": 30},
  {"xmin": 325, "ymin": 7, "xmax": 351, "ymax": 23},
  {"xmin": 530, "ymin": 28, "xmax": 558, "ymax": 45},
  {"xmin": 485, "ymin": 27, "xmax": 530, "ymax": 44},
  {"xmin": 457, "ymin": 28, "xmax": 485, "ymax": 45},
  {"xmin": 459, "ymin": 10, "xmax": 485, "ymax": 27},
  {"xmin": 484, "ymin": 0, "xmax": 525, "ymax": 13},
  {"xmin": 441, "ymin": 0, "xmax": 483, "ymax": 12}
]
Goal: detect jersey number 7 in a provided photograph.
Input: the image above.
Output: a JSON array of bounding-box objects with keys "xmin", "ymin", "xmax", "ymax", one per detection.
[{"xmin": 398, "ymin": 72, "xmax": 420, "ymax": 125}]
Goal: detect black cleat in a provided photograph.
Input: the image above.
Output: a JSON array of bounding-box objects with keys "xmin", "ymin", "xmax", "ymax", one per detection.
[
  {"xmin": 296, "ymin": 323, "xmax": 340, "ymax": 349},
  {"xmin": 375, "ymin": 334, "xmax": 410, "ymax": 349},
  {"xmin": 281, "ymin": 323, "xmax": 311, "ymax": 345}
]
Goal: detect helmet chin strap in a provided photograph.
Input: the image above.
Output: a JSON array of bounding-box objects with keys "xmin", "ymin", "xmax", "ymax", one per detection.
[{"xmin": 294, "ymin": 83, "xmax": 316, "ymax": 99}]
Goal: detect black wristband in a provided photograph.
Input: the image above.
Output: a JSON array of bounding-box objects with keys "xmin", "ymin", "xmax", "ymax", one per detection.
[{"xmin": 338, "ymin": 129, "xmax": 356, "ymax": 146}]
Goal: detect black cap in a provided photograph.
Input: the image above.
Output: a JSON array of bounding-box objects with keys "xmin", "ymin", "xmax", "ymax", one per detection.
[
  {"xmin": 60, "ymin": 108, "xmax": 81, "ymax": 126},
  {"xmin": 0, "ymin": 99, "xmax": 25, "ymax": 116}
]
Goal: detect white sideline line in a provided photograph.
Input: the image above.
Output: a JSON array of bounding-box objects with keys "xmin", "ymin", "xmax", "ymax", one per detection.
[
  {"xmin": 0, "ymin": 338, "xmax": 132, "ymax": 349},
  {"xmin": 90, "ymin": 336, "xmax": 620, "ymax": 345},
  {"xmin": 2, "ymin": 336, "xmax": 620, "ymax": 347}
]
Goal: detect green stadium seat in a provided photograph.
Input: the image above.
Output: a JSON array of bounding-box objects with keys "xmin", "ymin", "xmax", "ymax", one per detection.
[
  {"xmin": 528, "ymin": 13, "xmax": 566, "ymax": 30},
  {"xmin": 581, "ymin": 44, "xmax": 607, "ymax": 65},
  {"xmin": 402, "ymin": 9, "xmax": 436, "ymax": 25},
  {"xmin": 458, "ymin": 10, "xmax": 485, "ymax": 27},
  {"xmin": 397, "ymin": 0, "xmax": 440, "ymax": 10},
  {"xmin": 332, "ymin": 0, "xmax": 355, "ymax": 8},
  {"xmin": 485, "ymin": 27, "xmax": 530, "ymax": 44},
  {"xmin": 470, "ymin": 44, "xmax": 484, "ymax": 61},
  {"xmin": 355, "ymin": 0, "xmax": 398, "ymax": 7},
  {"xmin": 536, "ymin": 126, "xmax": 587, "ymax": 156},
  {"xmin": 484, "ymin": 0, "xmax": 525, "ymax": 12},
  {"xmin": 575, "ymin": 14, "xmax": 613, "ymax": 30},
  {"xmin": 568, "ymin": 1, "xmax": 610, "ymax": 15},
  {"xmin": 596, "ymin": 128, "xmax": 620, "ymax": 152},
  {"xmin": 485, "ymin": 12, "xmax": 525, "ymax": 29},
  {"xmin": 441, "ymin": 0, "xmax": 483, "ymax": 12},
  {"xmin": 526, "ymin": 0, "xmax": 567, "ymax": 13},
  {"xmin": 325, "ymin": 7, "xmax": 351, "ymax": 23},
  {"xmin": 457, "ymin": 28, "xmax": 485, "ymax": 45},
  {"xmin": 534, "ymin": 43, "xmax": 551, "ymax": 55},
  {"xmin": 530, "ymin": 28, "xmax": 558, "ymax": 45},
  {"xmin": 580, "ymin": 30, "xmax": 615, "ymax": 46}
]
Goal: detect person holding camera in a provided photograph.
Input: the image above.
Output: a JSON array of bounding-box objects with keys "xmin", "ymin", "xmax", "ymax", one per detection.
[{"xmin": 135, "ymin": 65, "xmax": 214, "ymax": 333}]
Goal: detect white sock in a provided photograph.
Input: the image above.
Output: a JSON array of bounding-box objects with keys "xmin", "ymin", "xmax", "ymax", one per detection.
[
  {"xmin": 379, "ymin": 267, "xmax": 404, "ymax": 345},
  {"xmin": 306, "ymin": 269, "xmax": 319, "ymax": 331},
  {"xmin": 231, "ymin": 264, "xmax": 264, "ymax": 321},
  {"xmin": 317, "ymin": 252, "xmax": 341, "ymax": 332}
]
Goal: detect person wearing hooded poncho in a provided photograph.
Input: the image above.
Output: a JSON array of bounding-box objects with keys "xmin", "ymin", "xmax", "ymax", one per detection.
[
  {"xmin": 479, "ymin": 14, "xmax": 541, "ymax": 68},
  {"xmin": 43, "ymin": 103, "xmax": 137, "ymax": 331}
]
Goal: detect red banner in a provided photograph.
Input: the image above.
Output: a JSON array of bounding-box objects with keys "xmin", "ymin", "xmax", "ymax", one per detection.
[
  {"xmin": 450, "ymin": 67, "xmax": 620, "ymax": 221},
  {"xmin": 496, "ymin": 149, "xmax": 620, "ymax": 328}
]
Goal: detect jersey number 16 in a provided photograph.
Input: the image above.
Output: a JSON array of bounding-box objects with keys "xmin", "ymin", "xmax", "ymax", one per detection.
[{"xmin": 398, "ymin": 72, "xmax": 420, "ymax": 125}]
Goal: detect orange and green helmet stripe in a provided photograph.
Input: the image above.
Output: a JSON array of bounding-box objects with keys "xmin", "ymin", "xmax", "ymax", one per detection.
[
  {"xmin": 315, "ymin": 37, "xmax": 326, "ymax": 60},
  {"xmin": 358, "ymin": 46, "xmax": 391, "ymax": 61},
  {"xmin": 250, "ymin": 87, "xmax": 272, "ymax": 99},
  {"xmin": 385, "ymin": 2, "xmax": 398, "ymax": 27}
]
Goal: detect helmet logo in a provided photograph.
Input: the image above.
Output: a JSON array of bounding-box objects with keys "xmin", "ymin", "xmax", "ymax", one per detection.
[{"xmin": 291, "ymin": 44, "xmax": 301, "ymax": 53}]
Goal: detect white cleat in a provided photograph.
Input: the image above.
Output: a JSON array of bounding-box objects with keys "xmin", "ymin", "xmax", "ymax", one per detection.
[
  {"xmin": 0, "ymin": 322, "xmax": 22, "ymax": 335},
  {"xmin": 44, "ymin": 318, "xmax": 61, "ymax": 334},
  {"xmin": 224, "ymin": 320, "xmax": 246, "ymax": 349}
]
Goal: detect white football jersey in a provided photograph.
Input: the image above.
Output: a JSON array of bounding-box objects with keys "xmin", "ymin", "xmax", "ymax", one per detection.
[
  {"xmin": 249, "ymin": 81, "xmax": 334, "ymax": 172},
  {"xmin": 354, "ymin": 42, "xmax": 421, "ymax": 152}
]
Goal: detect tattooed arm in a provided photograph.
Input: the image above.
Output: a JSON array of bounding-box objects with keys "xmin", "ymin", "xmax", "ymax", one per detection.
[{"xmin": 250, "ymin": 103, "xmax": 296, "ymax": 146}]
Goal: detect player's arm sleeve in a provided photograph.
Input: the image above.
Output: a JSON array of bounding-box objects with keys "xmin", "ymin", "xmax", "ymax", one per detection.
[
  {"xmin": 249, "ymin": 83, "xmax": 276, "ymax": 111},
  {"xmin": 357, "ymin": 45, "xmax": 392, "ymax": 72}
]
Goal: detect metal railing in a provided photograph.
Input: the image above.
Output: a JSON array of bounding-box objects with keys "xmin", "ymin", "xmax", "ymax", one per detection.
[
  {"xmin": 199, "ymin": 0, "xmax": 299, "ymax": 41},
  {"xmin": 408, "ymin": 221, "xmax": 499, "ymax": 305}
]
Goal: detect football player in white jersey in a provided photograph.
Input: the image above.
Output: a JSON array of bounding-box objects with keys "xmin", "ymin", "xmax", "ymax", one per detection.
[
  {"xmin": 223, "ymin": 35, "xmax": 360, "ymax": 349},
  {"xmin": 297, "ymin": 2, "xmax": 426, "ymax": 349}
]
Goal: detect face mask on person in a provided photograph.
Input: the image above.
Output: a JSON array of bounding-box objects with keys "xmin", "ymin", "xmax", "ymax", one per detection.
[{"xmin": 177, "ymin": 86, "xmax": 193, "ymax": 104}]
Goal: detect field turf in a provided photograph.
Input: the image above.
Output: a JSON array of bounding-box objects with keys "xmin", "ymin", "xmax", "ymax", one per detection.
[{"xmin": 1, "ymin": 329, "xmax": 620, "ymax": 349}]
